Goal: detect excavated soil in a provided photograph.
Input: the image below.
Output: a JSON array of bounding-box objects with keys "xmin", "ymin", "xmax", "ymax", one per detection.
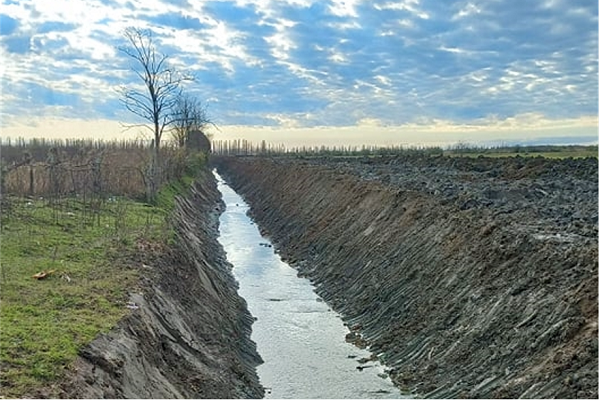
[
  {"xmin": 59, "ymin": 169, "xmax": 264, "ymax": 399},
  {"xmin": 214, "ymin": 154, "xmax": 598, "ymax": 399}
]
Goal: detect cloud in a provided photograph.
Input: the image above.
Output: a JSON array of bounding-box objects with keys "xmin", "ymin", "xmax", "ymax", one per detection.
[
  {"xmin": 146, "ymin": 13, "xmax": 207, "ymax": 31},
  {"xmin": 0, "ymin": 0, "xmax": 597, "ymax": 141}
]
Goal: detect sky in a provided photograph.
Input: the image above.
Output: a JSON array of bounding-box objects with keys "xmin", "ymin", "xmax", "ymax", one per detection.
[{"xmin": 0, "ymin": 0, "xmax": 598, "ymax": 147}]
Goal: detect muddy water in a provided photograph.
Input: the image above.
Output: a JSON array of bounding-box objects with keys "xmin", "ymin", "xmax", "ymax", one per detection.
[{"xmin": 215, "ymin": 171, "xmax": 405, "ymax": 399}]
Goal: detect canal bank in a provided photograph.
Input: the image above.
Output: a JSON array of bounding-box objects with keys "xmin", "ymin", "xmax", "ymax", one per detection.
[
  {"xmin": 60, "ymin": 169, "xmax": 264, "ymax": 398},
  {"xmin": 215, "ymin": 171, "xmax": 406, "ymax": 399},
  {"xmin": 214, "ymin": 155, "xmax": 598, "ymax": 399}
]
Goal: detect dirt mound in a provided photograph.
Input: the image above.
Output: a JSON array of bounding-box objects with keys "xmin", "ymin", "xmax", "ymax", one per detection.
[
  {"xmin": 215, "ymin": 155, "xmax": 597, "ymax": 399},
  {"xmin": 60, "ymin": 169, "xmax": 264, "ymax": 398}
]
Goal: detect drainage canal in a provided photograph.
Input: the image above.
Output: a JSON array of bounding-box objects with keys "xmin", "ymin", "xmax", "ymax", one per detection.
[{"xmin": 214, "ymin": 171, "xmax": 406, "ymax": 399}]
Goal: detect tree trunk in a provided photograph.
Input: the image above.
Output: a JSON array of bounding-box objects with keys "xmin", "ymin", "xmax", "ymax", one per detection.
[
  {"xmin": 146, "ymin": 141, "xmax": 161, "ymax": 203},
  {"xmin": 29, "ymin": 166, "xmax": 34, "ymax": 196}
]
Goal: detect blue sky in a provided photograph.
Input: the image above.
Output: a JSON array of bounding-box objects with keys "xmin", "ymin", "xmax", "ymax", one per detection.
[{"xmin": 1, "ymin": 0, "xmax": 598, "ymax": 144}]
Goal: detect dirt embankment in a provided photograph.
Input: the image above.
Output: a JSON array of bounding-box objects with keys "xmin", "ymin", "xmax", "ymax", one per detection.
[
  {"xmin": 61, "ymin": 169, "xmax": 264, "ymax": 398},
  {"xmin": 214, "ymin": 155, "xmax": 598, "ymax": 399}
]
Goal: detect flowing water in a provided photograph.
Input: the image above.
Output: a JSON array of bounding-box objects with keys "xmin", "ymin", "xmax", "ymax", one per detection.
[{"xmin": 215, "ymin": 171, "xmax": 406, "ymax": 399}]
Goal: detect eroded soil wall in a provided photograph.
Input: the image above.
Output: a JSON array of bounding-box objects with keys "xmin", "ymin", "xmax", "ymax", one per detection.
[
  {"xmin": 62, "ymin": 169, "xmax": 264, "ymax": 399},
  {"xmin": 215, "ymin": 155, "xmax": 598, "ymax": 399}
]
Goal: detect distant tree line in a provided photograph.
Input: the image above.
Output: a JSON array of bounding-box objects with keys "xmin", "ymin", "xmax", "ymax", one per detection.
[
  {"xmin": 211, "ymin": 139, "xmax": 445, "ymax": 157},
  {"xmin": 211, "ymin": 139, "xmax": 598, "ymax": 159}
]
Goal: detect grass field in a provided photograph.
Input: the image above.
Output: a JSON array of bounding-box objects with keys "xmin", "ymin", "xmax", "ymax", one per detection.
[{"xmin": 0, "ymin": 194, "xmax": 173, "ymax": 397}]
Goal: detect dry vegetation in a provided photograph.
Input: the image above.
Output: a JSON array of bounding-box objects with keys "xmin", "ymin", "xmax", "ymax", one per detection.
[{"xmin": 1, "ymin": 138, "xmax": 195, "ymax": 199}]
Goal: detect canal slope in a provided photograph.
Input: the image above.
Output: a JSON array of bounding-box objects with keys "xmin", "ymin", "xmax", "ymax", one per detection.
[
  {"xmin": 61, "ymin": 169, "xmax": 264, "ymax": 398},
  {"xmin": 214, "ymin": 155, "xmax": 598, "ymax": 399},
  {"xmin": 215, "ymin": 171, "xmax": 404, "ymax": 399}
]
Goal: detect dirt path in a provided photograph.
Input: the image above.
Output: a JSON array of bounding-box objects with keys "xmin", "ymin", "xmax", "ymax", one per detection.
[{"xmin": 215, "ymin": 155, "xmax": 598, "ymax": 399}]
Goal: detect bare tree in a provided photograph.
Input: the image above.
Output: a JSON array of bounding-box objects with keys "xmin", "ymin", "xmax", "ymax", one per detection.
[
  {"xmin": 171, "ymin": 94, "xmax": 212, "ymax": 148},
  {"xmin": 118, "ymin": 27, "xmax": 192, "ymax": 201}
]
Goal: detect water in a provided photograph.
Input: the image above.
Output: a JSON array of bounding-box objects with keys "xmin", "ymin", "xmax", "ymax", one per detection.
[{"xmin": 214, "ymin": 171, "xmax": 405, "ymax": 399}]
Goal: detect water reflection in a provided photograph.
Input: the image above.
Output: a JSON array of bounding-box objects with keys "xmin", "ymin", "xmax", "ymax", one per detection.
[{"xmin": 214, "ymin": 171, "xmax": 406, "ymax": 399}]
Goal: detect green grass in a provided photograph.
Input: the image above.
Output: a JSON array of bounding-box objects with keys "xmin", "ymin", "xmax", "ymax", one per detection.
[
  {"xmin": 155, "ymin": 175, "xmax": 195, "ymax": 210},
  {"xmin": 0, "ymin": 176, "xmax": 194, "ymax": 397},
  {"xmin": 446, "ymin": 145, "xmax": 598, "ymax": 159}
]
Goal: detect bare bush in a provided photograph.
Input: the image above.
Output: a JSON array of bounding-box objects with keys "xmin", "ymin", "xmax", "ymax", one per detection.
[{"xmin": 3, "ymin": 142, "xmax": 194, "ymax": 199}]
